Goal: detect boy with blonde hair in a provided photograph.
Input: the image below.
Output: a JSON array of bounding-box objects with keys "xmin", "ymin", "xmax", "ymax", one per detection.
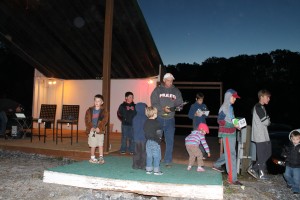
[
  {"xmin": 282, "ymin": 129, "xmax": 300, "ymax": 194},
  {"xmin": 144, "ymin": 106, "xmax": 163, "ymax": 175}
]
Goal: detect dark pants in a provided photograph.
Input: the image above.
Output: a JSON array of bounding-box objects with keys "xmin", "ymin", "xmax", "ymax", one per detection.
[
  {"xmin": 252, "ymin": 141, "xmax": 272, "ymax": 171},
  {"xmin": 120, "ymin": 125, "xmax": 134, "ymax": 153},
  {"xmin": 0, "ymin": 111, "xmax": 8, "ymax": 135},
  {"xmin": 132, "ymin": 141, "xmax": 146, "ymax": 169}
]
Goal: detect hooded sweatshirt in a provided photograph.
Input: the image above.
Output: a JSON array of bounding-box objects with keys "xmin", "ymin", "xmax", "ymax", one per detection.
[
  {"xmin": 282, "ymin": 129, "xmax": 300, "ymax": 168},
  {"xmin": 217, "ymin": 89, "xmax": 237, "ymax": 137},
  {"xmin": 150, "ymin": 84, "xmax": 183, "ymax": 119},
  {"xmin": 132, "ymin": 102, "xmax": 147, "ymax": 142}
]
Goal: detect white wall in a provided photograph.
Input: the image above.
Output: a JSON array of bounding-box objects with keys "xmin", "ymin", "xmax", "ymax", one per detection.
[{"xmin": 32, "ymin": 69, "xmax": 157, "ymax": 132}]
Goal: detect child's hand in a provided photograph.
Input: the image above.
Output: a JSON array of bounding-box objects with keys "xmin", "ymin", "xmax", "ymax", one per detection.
[
  {"xmin": 207, "ymin": 153, "xmax": 211, "ymax": 158},
  {"xmin": 234, "ymin": 124, "xmax": 241, "ymax": 130},
  {"xmin": 195, "ymin": 110, "xmax": 202, "ymax": 117}
]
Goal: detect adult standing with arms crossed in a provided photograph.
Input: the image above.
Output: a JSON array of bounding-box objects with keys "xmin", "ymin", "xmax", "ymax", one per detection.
[{"xmin": 150, "ymin": 73, "xmax": 183, "ymax": 168}]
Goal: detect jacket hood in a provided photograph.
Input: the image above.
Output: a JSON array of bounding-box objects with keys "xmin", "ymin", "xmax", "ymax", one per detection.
[
  {"xmin": 135, "ymin": 102, "xmax": 147, "ymax": 116},
  {"xmin": 289, "ymin": 129, "xmax": 300, "ymax": 141}
]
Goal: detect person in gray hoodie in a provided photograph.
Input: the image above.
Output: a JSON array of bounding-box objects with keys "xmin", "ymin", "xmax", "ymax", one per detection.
[
  {"xmin": 150, "ymin": 73, "xmax": 183, "ymax": 167},
  {"xmin": 248, "ymin": 89, "xmax": 271, "ymax": 180}
]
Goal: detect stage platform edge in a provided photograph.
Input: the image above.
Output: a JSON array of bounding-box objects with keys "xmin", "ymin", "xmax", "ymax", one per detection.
[{"xmin": 43, "ymin": 156, "xmax": 223, "ymax": 199}]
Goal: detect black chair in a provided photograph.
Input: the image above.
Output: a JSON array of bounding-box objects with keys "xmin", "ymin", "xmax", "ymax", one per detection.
[
  {"xmin": 31, "ymin": 104, "xmax": 57, "ymax": 143},
  {"xmin": 56, "ymin": 105, "xmax": 80, "ymax": 145}
]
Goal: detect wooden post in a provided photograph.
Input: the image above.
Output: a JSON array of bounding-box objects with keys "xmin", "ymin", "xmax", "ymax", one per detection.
[{"xmin": 102, "ymin": 0, "xmax": 114, "ymax": 153}]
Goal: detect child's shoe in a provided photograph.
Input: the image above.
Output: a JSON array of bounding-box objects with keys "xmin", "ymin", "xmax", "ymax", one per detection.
[
  {"xmin": 197, "ymin": 166, "xmax": 205, "ymax": 172},
  {"xmin": 98, "ymin": 156, "xmax": 105, "ymax": 164},
  {"xmin": 146, "ymin": 171, "xmax": 152, "ymax": 174},
  {"xmin": 154, "ymin": 171, "xmax": 164, "ymax": 175},
  {"xmin": 89, "ymin": 158, "xmax": 99, "ymax": 164},
  {"xmin": 187, "ymin": 166, "xmax": 192, "ymax": 171}
]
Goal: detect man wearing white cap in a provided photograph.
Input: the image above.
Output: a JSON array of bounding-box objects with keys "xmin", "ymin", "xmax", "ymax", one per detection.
[{"xmin": 150, "ymin": 73, "xmax": 183, "ymax": 167}]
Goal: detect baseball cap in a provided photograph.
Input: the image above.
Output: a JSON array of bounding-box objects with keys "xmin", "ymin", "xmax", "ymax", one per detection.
[
  {"xmin": 163, "ymin": 73, "xmax": 175, "ymax": 80},
  {"xmin": 226, "ymin": 89, "xmax": 240, "ymax": 99},
  {"xmin": 198, "ymin": 123, "xmax": 209, "ymax": 133},
  {"xmin": 232, "ymin": 92, "xmax": 240, "ymax": 99}
]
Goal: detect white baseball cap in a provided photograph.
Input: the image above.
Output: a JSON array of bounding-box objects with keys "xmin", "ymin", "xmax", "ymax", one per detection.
[{"xmin": 163, "ymin": 73, "xmax": 175, "ymax": 80}]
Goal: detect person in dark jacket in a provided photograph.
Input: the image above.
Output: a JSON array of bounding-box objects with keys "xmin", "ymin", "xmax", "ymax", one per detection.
[
  {"xmin": 117, "ymin": 91, "xmax": 136, "ymax": 154},
  {"xmin": 0, "ymin": 97, "xmax": 22, "ymax": 136},
  {"xmin": 132, "ymin": 102, "xmax": 147, "ymax": 170},
  {"xmin": 144, "ymin": 106, "xmax": 163, "ymax": 175},
  {"xmin": 188, "ymin": 92, "xmax": 209, "ymax": 158},
  {"xmin": 282, "ymin": 129, "xmax": 300, "ymax": 194}
]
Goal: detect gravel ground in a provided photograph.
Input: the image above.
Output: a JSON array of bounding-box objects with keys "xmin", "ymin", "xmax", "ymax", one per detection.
[{"xmin": 0, "ymin": 150, "xmax": 299, "ymax": 200}]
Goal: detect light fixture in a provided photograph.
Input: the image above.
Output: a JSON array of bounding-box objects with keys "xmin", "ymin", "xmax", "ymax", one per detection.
[
  {"xmin": 147, "ymin": 79, "xmax": 153, "ymax": 84},
  {"xmin": 48, "ymin": 79, "xmax": 56, "ymax": 85}
]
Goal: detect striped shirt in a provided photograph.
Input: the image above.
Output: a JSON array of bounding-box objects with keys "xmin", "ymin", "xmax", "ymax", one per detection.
[{"xmin": 185, "ymin": 130, "xmax": 210, "ymax": 153}]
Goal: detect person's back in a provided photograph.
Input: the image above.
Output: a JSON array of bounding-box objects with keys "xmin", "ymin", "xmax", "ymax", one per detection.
[
  {"xmin": 144, "ymin": 106, "xmax": 163, "ymax": 175},
  {"xmin": 132, "ymin": 102, "xmax": 147, "ymax": 169}
]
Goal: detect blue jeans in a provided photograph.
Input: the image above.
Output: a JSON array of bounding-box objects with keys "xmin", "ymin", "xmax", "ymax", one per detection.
[
  {"xmin": 146, "ymin": 140, "xmax": 161, "ymax": 172},
  {"xmin": 0, "ymin": 111, "xmax": 8, "ymax": 135},
  {"xmin": 284, "ymin": 166, "xmax": 300, "ymax": 193},
  {"xmin": 120, "ymin": 125, "xmax": 134, "ymax": 153},
  {"xmin": 157, "ymin": 116, "xmax": 175, "ymax": 164}
]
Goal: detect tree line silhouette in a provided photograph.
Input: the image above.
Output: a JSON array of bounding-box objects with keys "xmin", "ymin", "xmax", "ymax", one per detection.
[{"xmin": 165, "ymin": 49, "xmax": 300, "ymax": 129}]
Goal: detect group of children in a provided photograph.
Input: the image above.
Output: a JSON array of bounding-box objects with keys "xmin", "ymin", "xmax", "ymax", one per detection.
[{"xmin": 84, "ymin": 90, "xmax": 300, "ymax": 193}]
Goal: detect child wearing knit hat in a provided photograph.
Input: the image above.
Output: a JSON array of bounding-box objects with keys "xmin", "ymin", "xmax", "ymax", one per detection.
[{"xmin": 185, "ymin": 123, "xmax": 210, "ymax": 172}]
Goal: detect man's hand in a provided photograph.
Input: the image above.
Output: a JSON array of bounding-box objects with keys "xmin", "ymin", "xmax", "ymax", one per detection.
[{"xmin": 164, "ymin": 106, "xmax": 171, "ymax": 113}]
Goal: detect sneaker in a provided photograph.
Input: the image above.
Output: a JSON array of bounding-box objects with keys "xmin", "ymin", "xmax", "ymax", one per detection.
[
  {"xmin": 89, "ymin": 158, "xmax": 99, "ymax": 164},
  {"xmin": 130, "ymin": 152, "xmax": 134, "ymax": 155},
  {"xmin": 98, "ymin": 157, "xmax": 105, "ymax": 164},
  {"xmin": 212, "ymin": 165, "xmax": 225, "ymax": 173},
  {"xmin": 258, "ymin": 170, "xmax": 269, "ymax": 180},
  {"xmin": 187, "ymin": 166, "xmax": 192, "ymax": 171},
  {"xmin": 120, "ymin": 151, "xmax": 126, "ymax": 155},
  {"xmin": 247, "ymin": 168, "xmax": 258, "ymax": 179},
  {"xmin": 165, "ymin": 164, "xmax": 172, "ymax": 168},
  {"xmin": 228, "ymin": 180, "xmax": 243, "ymax": 186},
  {"xmin": 153, "ymin": 171, "xmax": 163, "ymax": 175},
  {"xmin": 197, "ymin": 167, "xmax": 205, "ymax": 172},
  {"xmin": 146, "ymin": 171, "xmax": 152, "ymax": 174}
]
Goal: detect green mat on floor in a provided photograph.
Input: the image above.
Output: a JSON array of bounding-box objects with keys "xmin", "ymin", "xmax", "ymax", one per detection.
[{"xmin": 47, "ymin": 156, "xmax": 222, "ymax": 185}]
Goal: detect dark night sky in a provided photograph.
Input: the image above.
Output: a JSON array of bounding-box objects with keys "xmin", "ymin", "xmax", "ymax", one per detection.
[{"xmin": 0, "ymin": 51, "xmax": 34, "ymax": 115}]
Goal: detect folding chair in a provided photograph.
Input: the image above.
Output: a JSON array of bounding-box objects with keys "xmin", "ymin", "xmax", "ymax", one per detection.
[
  {"xmin": 31, "ymin": 104, "xmax": 57, "ymax": 143},
  {"xmin": 56, "ymin": 105, "xmax": 80, "ymax": 145}
]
